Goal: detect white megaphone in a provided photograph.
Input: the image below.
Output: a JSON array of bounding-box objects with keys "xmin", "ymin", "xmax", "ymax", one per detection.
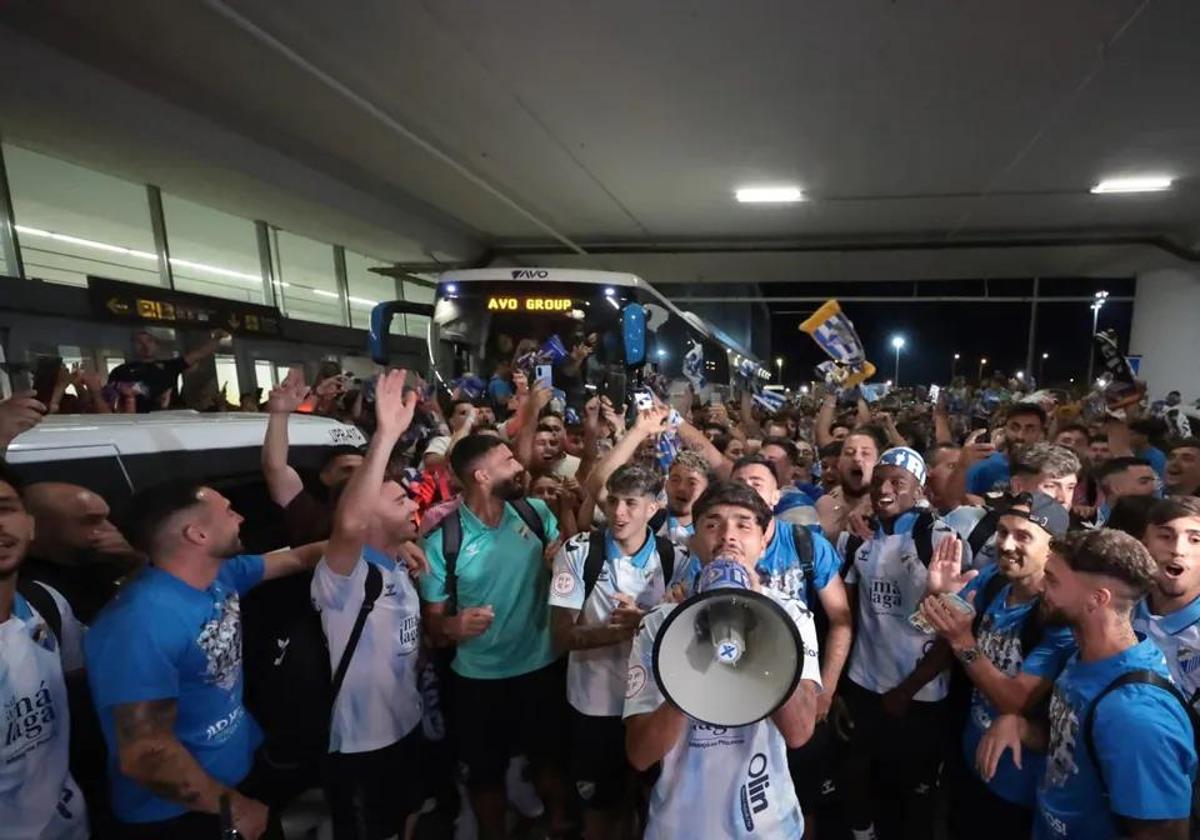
[{"xmin": 652, "ymin": 559, "xmax": 804, "ymax": 727}]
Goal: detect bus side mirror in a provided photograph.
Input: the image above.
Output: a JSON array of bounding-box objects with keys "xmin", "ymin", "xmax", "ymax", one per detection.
[
  {"xmin": 368, "ymin": 300, "xmax": 434, "ymax": 364},
  {"xmin": 622, "ymin": 303, "xmax": 647, "ymax": 368}
]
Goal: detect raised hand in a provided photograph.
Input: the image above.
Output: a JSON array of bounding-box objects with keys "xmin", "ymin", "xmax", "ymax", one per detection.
[
  {"xmin": 374, "ymin": 369, "xmax": 418, "ymax": 439},
  {"xmin": 925, "ymin": 535, "xmax": 976, "ymax": 595},
  {"xmin": 0, "ymin": 392, "xmax": 46, "ymax": 448},
  {"xmin": 633, "ymin": 405, "xmax": 669, "ymax": 436},
  {"xmin": 451, "ymin": 606, "xmax": 494, "ymax": 640},
  {"xmin": 608, "ymin": 593, "xmax": 645, "ymax": 631},
  {"xmin": 959, "ymin": 428, "xmax": 996, "ymax": 466},
  {"xmin": 267, "ymin": 367, "xmax": 311, "ymax": 414},
  {"xmin": 976, "ymin": 713, "xmax": 1025, "ymax": 782}
]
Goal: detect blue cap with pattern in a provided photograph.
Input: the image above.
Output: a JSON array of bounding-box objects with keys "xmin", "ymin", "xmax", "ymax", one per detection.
[{"xmin": 879, "ymin": 446, "xmax": 927, "ymax": 486}]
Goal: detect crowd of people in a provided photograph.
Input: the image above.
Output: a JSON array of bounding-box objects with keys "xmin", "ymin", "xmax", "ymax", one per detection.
[{"xmin": 2, "ymin": 335, "xmax": 1200, "ymax": 840}]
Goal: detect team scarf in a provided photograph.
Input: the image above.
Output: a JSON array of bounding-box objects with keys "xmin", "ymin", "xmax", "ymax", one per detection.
[
  {"xmin": 753, "ymin": 389, "xmax": 788, "ymax": 413},
  {"xmin": 1094, "ymin": 329, "xmax": 1144, "ymax": 408},
  {"xmin": 801, "ymin": 299, "xmax": 876, "ymax": 387}
]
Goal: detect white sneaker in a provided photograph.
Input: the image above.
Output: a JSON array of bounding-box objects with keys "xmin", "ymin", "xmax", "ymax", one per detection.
[{"xmin": 505, "ymin": 755, "xmax": 545, "ymax": 819}]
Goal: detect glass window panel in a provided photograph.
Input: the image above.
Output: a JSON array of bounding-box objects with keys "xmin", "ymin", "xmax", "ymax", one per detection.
[
  {"xmin": 105, "ymin": 357, "xmax": 125, "ymax": 374},
  {"xmin": 254, "ymin": 361, "xmax": 276, "ymax": 390},
  {"xmin": 344, "ymin": 250, "xmax": 403, "ymax": 333},
  {"xmin": 275, "ymin": 230, "xmax": 342, "ymax": 326},
  {"xmin": 214, "ymin": 355, "xmax": 241, "ymax": 406},
  {"xmin": 4, "ymin": 144, "xmax": 160, "ymax": 288},
  {"xmin": 401, "ymin": 279, "xmax": 433, "ymax": 338},
  {"xmin": 161, "ymin": 194, "xmax": 264, "ymax": 304}
]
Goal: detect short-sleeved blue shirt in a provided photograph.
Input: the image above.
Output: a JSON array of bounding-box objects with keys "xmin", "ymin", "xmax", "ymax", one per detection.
[
  {"xmin": 84, "ymin": 555, "xmax": 265, "ymax": 823},
  {"xmin": 1036, "ymin": 637, "xmax": 1197, "ymax": 838},
  {"xmin": 959, "ymin": 566, "xmax": 1076, "ymax": 806},
  {"xmin": 967, "ymin": 451, "xmax": 1011, "ymax": 495}
]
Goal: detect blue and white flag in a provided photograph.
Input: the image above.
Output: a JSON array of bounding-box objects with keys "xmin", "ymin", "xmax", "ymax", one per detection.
[
  {"xmin": 753, "ymin": 389, "xmax": 788, "ymax": 414},
  {"xmin": 800, "ymin": 300, "xmax": 876, "ymax": 387}
]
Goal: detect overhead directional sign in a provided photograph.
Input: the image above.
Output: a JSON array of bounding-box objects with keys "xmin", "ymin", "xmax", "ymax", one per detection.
[{"xmin": 88, "ymin": 276, "xmax": 283, "ymax": 336}]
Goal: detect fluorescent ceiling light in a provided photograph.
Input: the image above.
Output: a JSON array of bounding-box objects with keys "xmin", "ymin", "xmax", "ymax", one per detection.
[
  {"xmin": 735, "ymin": 186, "xmax": 804, "ymax": 203},
  {"xmin": 1090, "ymin": 176, "xmax": 1173, "ymax": 194}
]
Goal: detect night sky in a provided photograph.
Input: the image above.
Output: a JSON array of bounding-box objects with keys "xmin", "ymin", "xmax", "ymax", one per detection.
[{"xmin": 766, "ymin": 277, "xmax": 1135, "ymax": 390}]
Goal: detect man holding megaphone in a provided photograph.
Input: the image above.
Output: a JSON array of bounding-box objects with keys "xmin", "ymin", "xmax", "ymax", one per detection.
[{"xmin": 624, "ymin": 481, "xmax": 823, "ymax": 839}]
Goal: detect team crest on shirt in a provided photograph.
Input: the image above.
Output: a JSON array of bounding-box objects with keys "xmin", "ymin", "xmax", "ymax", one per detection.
[
  {"xmin": 1178, "ymin": 646, "xmax": 1200, "ymax": 676},
  {"xmin": 576, "ymin": 780, "xmax": 596, "ymax": 801},
  {"xmin": 553, "ymin": 571, "xmax": 575, "ymax": 597},
  {"xmin": 626, "ymin": 665, "xmax": 646, "ymax": 698},
  {"xmin": 30, "ymin": 620, "xmax": 58, "ymax": 654}
]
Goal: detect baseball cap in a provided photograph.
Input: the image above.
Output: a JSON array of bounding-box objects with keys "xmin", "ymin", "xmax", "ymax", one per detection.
[
  {"xmin": 878, "ymin": 446, "xmax": 927, "ymax": 486},
  {"xmin": 998, "ymin": 491, "xmax": 1069, "ymax": 538}
]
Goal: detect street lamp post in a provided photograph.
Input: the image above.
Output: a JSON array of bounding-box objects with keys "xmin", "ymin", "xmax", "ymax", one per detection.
[
  {"xmin": 951, "ymin": 353, "xmax": 960, "ymax": 381},
  {"xmin": 1086, "ymin": 290, "xmax": 1109, "ymax": 385},
  {"xmin": 891, "ymin": 336, "xmax": 905, "ymax": 386},
  {"xmin": 775, "ymin": 357, "xmax": 784, "ymax": 387},
  {"xmin": 978, "ymin": 357, "xmax": 988, "ymax": 383},
  {"xmin": 1039, "ymin": 351, "xmax": 1049, "ymax": 384}
]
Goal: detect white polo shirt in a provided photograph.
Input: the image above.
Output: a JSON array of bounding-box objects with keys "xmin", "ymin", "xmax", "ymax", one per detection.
[
  {"xmin": 844, "ymin": 509, "xmax": 964, "ymax": 702},
  {"xmin": 1134, "ymin": 594, "xmax": 1200, "ymax": 708},
  {"xmin": 548, "ymin": 529, "xmax": 688, "ymax": 717},
  {"xmin": 313, "ymin": 546, "xmax": 423, "ymax": 754},
  {"xmin": 624, "ymin": 591, "xmax": 822, "ymax": 840},
  {"xmin": 0, "ymin": 584, "xmax": 88, "ymax": 839}
]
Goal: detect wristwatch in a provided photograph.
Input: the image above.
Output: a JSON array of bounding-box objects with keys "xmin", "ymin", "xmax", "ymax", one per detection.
[{"xmin": 955, "ymin": 646, "xmax": 981, "ymax": 666}]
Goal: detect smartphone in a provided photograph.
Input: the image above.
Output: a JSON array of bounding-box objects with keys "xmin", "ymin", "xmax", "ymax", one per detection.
[
  {"xmin": 33, "ymin": 356, "xmax": 63, "ymax": 406},
  {"xmin": 928, "ymin": 384, "xmax": 941, "ymax": 404},
  {"xmin": 970, "ymin": 415, "xmax": 990, "ymax": 431},
  {"xmin": 534, "ymin": 364, "xmax": 553, "ymax": 389},
  {"xmin": 909, "ymin": 592, "xmax": 976, "ymax": 634},
  {"xmin": 600, "ymin": 371, "xmax": 626, "ymax": 406}
]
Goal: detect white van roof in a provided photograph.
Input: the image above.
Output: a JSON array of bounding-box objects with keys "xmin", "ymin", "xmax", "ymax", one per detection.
[{"xmin": 5, "ymin": 411, "xmax": 366, "ymax": 464}]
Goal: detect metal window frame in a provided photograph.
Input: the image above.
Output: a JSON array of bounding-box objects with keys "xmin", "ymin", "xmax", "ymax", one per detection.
[
  {"xmin": 146, "ymin": 184, "xmax": 173, "ymax": 289},
  {"xmin": 0, "ymin": 139, "xmax": 25, "ymax": 279},
  {"xmin": 333, "ymin": 244, "xmax": 351, "ymax": 327}
]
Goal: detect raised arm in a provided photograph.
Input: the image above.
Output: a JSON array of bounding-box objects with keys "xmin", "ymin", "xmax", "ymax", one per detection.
[
  {"xmin": 325, "ymin": 369, "xmax": 417, "ymax": 576},
  {"xmin": 115, "ymin": 699, "xmax": 267, "ymax": 836},
  {"xmin": 0, "ymin": 392, "xmax": 46, "ymax": 456},
  {"xmin": 626, "ymin": 705, "xmax": 688, "ymax": 772},
  {"xmin": 261, "ymin": 369, "xmax": 310, "ymax": 507},
  {"xmin": 183, "ymin": 329, "xmax": 230, "ymax": 368},
  {"xmin": 933, "ymin": 396, "xmax": 953, "ymax": 445},
  {"xmin": 815, "ymin": 394, "xmax": 837, "ymax": 447},
  {"xmin": 943, "ymin": 429, "xmax": 994, "ymax": 511},
  {"xmin": 583, "ymin": 406, "xmax": 667, "ymax": 503},
  {"xmin": 676, "ymin": 417, "xmax": 734, "ymax": 479},
  {"xmin": 1104, "ymin": 414, "xmax": 1135, "ymax": 458},
  {"xmin": 261, "ymin": 542, "xmax": 327, "ymax": 581},
  {"xmin": 514, "ymin": 383, "xmax": 552, "ymax": 470}
]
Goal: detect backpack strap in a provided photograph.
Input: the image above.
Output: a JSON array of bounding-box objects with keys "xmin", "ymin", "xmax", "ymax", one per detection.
[
  {"xmin": 967, "ymin": 508, "xmax": 1000, "ymax": 558},
  {"xmin": 791, "ymin": 523, "xmax": 816, "ymax": 602},
  {"xmin": 654, "ymin": 536, "xmax": 676, "ymax": 584},
  {"xmin": 1084, "ymin": 670, "xmax": 1197, "ymax": 802},
  {"xmin": 913, "ymin": 510, "xmax": 936, "ymax": 567},
  {"xmin": 841, "ymin": 534, "xmax": 863, "ymax": 578},
  {"xmin": 648, "ymin": 508, "xmax": 669, "ymax": 536},
  {"xmin": 330, "ymin": 562, "xmax": 383, "ymax": 704},
  {"xmin": 511, "ymin": 498, "xmax": 547, "ymax": 545},
  {"xmin": 970, "ymin": 572, "xmax": 1009, "ymax": 638},
  {"xmin": 582, "ymin": 531, "xmax": 608, "ymax": 604},
  {"xmin": 440, "ymin": 510, "xmax": 463, "ymax": 616},
  {"xmin": 17, "ymin": 579, "xmax": 62, "ymax": 645}
]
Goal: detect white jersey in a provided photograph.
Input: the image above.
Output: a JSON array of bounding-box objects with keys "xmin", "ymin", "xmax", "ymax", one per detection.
[
  {"xmin": 0, "ymin": 585, "xmax": 88, "ymax": 840},
  {"xmin": 313, "ymin": 546, "xmax": 423, "ymax": 754},
  {"xmin": 548, "ymin": 529, "xmax": 688, "ymax": 717},
  {"xmin": 1133, "ymin": 595, "xmax": 1200, "ymax": 708},
  {"xmin": 624, "ymin": 592, "xmax": 822, "ymax": 839},
  {"xmin": 657, "ymin": 513, "xmax": 695, "ymax": 546},
  {"xmin": 844, "ymin": 510, "xmax": 962, "ymax": 702}
]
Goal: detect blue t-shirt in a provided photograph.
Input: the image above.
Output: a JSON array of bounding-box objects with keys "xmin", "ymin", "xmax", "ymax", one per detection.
[
  {"xmin": 967, "ymin": 451, "xmax": 1010, "ymax": 495},
  {"xmin": 1139, "ymin": 446, "xmax": 1168, "ymax": 480},
  {"xmin": 84, "ymin": 555, "xmax": 265, "ymax": 823},
  {"xmin": 1036, "ymin": 637, "xmax": 1197, "ymax": 839},
  {"xmin": 487, "ymin": 375, "xmax": 515, "ymax": 406},
  {"xmin": 959, "ymin": 566, "xmax": 1076, "ymax": 806}
]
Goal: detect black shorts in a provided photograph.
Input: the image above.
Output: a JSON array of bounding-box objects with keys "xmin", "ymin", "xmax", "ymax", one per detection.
[
  {"xmin": 324, "ymin": 725, "xmax": 426, "ymax": 840},
  {"xmin": 788, "ymin": 719, "xmax": 838, "ymax": 813},
  {"xmin": 452, "ymin": 658, "xmax": 569, "ymax": 789},
  {"xmin": 569, "ymin": 709, "xmax": 630, "ymax": 810}
]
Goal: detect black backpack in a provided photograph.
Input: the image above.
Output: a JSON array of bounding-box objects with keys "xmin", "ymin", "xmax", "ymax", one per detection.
[
  {"xmin": 17, "ymin": 578, "xmax": 61, "ymax": 644},
  {"xmin": 580, "ymin": 530, "xmax": 676, "ymax": 604},
  {"xmin": 1083, "ymin": 669, "xmax": 1200, "ymax": 834},
  {"xmin": 243, "ymin": 563, "xmax": 383, "ymax": 779},
  {"xmin": 438, "ymin": 498, "xmax": 547, "ymax": 615}
]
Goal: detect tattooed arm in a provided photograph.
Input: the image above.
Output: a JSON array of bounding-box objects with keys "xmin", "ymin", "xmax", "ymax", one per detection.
[{"xmin": 114, "ymin": 700, "xmax": 268, "ymax": 836}]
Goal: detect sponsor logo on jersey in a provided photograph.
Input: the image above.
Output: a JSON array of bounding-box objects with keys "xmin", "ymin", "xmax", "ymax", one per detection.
[
  {"xmin": 4, "ymin": 680, "xmax": 57, "ymax": 759},
  {"xmin": 739, "ymin": 752, "xmax": 771, "ymax": 831},
  {"xmin": 1178, "ymin": 646, "xmax": 1200, "ymax": 676},
  {"xmin": 204, "ymin": 705, "xmax": 245, "ymax": 743}
]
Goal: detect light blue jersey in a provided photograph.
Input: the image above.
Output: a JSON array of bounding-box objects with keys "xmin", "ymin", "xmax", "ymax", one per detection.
[
  {"xmin": 1036, "ymin": 638, "xmax": 1196, "ymax": 838},
  {"xmin": 1134, "ymin": 594, "xmax": 1200, "ymax": 709}
]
